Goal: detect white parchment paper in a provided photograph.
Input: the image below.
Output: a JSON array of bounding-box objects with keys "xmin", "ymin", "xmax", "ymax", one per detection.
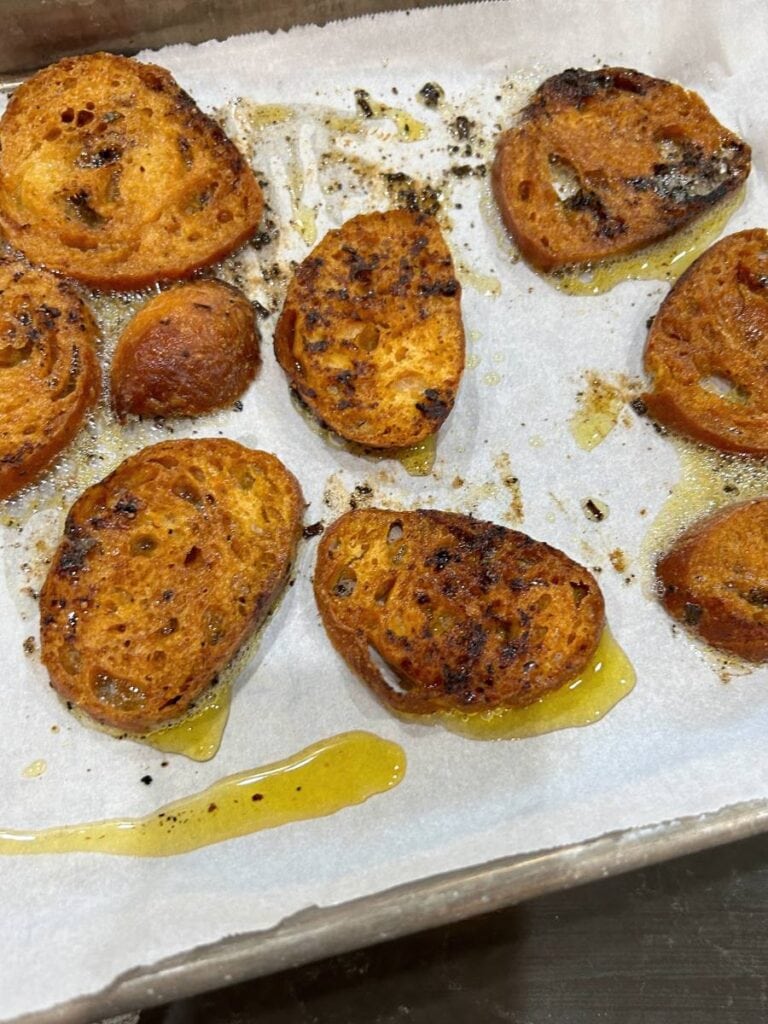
[{"xmin": 4, "ymin": 0, "xmax": 768, "ymax": 1017}]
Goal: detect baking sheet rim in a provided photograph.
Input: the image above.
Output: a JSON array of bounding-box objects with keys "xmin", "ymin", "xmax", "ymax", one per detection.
[{"xmin": 10, "ymin": 796, "xmax": 768, "ymax": 1024}]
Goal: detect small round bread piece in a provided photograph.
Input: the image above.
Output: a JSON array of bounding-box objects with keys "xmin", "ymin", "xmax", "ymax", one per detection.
[
  {"xmin": 643, "ymin": 230, "xmax": 768, "ymax": 454},
  {"xmin": 274, "ymin": 209, "xmax": 465, "ymax": 449},
  {"xmin": 40, "ymin": 439, "xmax": 303, "ymax": 733},
  {"xmin": 657, "ymin": 500, "xmax": 768, "ymax": 662},
  {"xmin": 492, "ymin": 67, "xmax": 750, "ymax": 273},
  {"xmin": 0, "ymin": 53, "xmax": 263, "ymax": 289},
  {"xmin": 111, "ymin": 280, "xmax": 260, "ymax": 420},
  {"xmin": 0, "ymin": 259, "xmax": 99, "ymax": 499},
  {"xmin": 314, "ymin": 509, "xmax": 605, "ymax": 714}
]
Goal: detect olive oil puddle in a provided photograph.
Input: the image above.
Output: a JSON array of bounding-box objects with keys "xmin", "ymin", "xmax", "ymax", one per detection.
[
  {"xmin": 551, "ymin": 186, "xmax": 745, "ymax": 295},
  {"xmin": 0, "ymin": 731, "xmax": 405, "ymax": 857},
  {"xmin": 401, "ymin": 628, "xmax": 634, "ymax": 739},
  {"xmin": 142, "ymin": 680, "xmax": 231, "ymax": 761},
  {"xmin": 641, "ymin": 438, "xmax": 768, "ymax": 578},
  {"xmin": 291, "ymin": 391, "xmax": 438, "ymax": 477},
  {"xmin": 641, "ymin": 438, "xmax": 768, "ymax": 679},
  {"xmin": 569, "ymin": 372, "xmax": 640, "ymax": 451}
]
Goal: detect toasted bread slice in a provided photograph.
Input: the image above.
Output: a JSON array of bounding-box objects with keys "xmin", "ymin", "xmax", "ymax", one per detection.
[
  {"xmin": 40, "ymin": 439, "xmax": 303, "ymax": 733},
  {"xmin": 492, "ymin": 67, "xmax": 750, "ymax": 273},
  {"xmin": 111, "ymin": 279, "xmax": 260, "ymax": 420},
  {"xmin": 274, "ymin": 209, "xmax": 465, "ymax": 449},
  {"xmin": 0, "ymin": 53, "xmax": 263, "ymax": 289},
  {"xmin": 0, "ymin": 258, "xmax": 99, "ymax": 500},
  {"xmin": 643, "ymin": 230, "xmax": 768, "ymax": 454},
  {"xmin": 656, "ymin": 499, "xmax": 768, "ymax": 661},
  {"xmin": 314, "ymin": 509, "xmax": 604, "ymax": 714}
]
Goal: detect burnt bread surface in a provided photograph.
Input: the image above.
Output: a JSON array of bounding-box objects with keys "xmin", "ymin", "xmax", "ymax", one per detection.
[
  {"xmin": 111, "ymin": 279, "xmax": 260, "ymax": 419},
  {"xmin": 40, "ymin": 438, "xmax": 304, "ymax": 733},
  {"xmin": 314, "ymin": 508, "xmax": 605, "ymax": 715},
  {"xmin": 643, "ymin": 229, "xmax": 768, "ymax": 453},
  {"xmin": 274, "ymin": 209, "xmax": 465, "ymax": 449},
  {"xmin": 0, "ymin": 258, "xmax": 99, "ymax": 499},
  {"xmin": 657, "ymin": 499, "xmax": 768, "ymax": 662},
  {"xmin": 0, "ymin": 53, "xmax": 263, "ymax": 289},
  {"xmin": 492, "ymin": 67, "xmax": 750, "ymax": 273}
]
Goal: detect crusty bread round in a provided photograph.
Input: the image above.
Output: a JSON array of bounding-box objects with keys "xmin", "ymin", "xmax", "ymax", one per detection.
[
  {"xmin": 111, "ymin": 279, "xmax": 260, "ymax": 420},
  {"xmin": 40, "ymin": 439, "xmax": 303, "ymax": 733},
  {"xmin": 0, "ymin": 258, "xmax": 99, "ymax": 499},
  {"xmin": 274, "ymin": 209, "xmax": 465, "ymax": 449},
  {"xmin": 656, "ymin": 499, "xmax": 768, "ymax": 662},
  {"xmin": 643, "ymin": 230, "xmax": 768, "ymax": 454},
  {"xmin": 314, "ymin": 509, "xmax": 605, "ymax": 714},
  {"xmin": 0, "ymin": 53, "xmax": 263, "ymax": 289},
  {"xmin": 492, "ymin": 67, "xmax": 750, "ymax": 273}
]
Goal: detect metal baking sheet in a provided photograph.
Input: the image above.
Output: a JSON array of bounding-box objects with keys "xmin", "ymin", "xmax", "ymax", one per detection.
[{"xmin": 4, "ymin": 2, "xmax": 768, "ymax": 1021}]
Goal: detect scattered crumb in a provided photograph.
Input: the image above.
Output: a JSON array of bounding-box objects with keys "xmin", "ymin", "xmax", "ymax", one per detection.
[
  {"xmin": 452, "ymin": 476, "xmax": 464, "ymax": 489},
  {"xmin": 582, "ymin": 497, "xmax": 609, "ymax": 522},
  {"xmin": 609, "ymin": 548, "xmax": 627, "ymax": 573},
  {"xmin": 302, "ymin": 521, "xmax": 325, "ymax": 539},
  {"xmin": 493, "ymin": 452, "xmax": 524, "ymax": 524},
  {"xmin": 22, "ymin": 636, "xmax": 35, "ymax": 656}
]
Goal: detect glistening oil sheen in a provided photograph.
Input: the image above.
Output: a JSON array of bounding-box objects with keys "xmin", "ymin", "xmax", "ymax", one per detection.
[{"xmin": 0, "ymin": 731, "xmax": 405, "ymax": 857}]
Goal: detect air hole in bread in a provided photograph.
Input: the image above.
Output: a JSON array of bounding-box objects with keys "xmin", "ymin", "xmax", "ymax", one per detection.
[
  {"xmin": 59, "ymin": 646, "xmax": 81, "ymax": 675},
  {"xmin": 548, "ymin": 154, "xmax": 581, "ymax": 202},
  {"xmin": 367, "ymin": 644, "xmax": 410, "ymax": 694},
  {"xmin": 60, "ymin": 108, "xmax": 75, "ymax": 123},
  {"xmin": 174, "ymin": 482, "xmax": 203, "ymax": 507},
  {"xmin": 333, "ymin": 566, "xmax": 357, "ymax": 598},
  {"xmin": 184, "ymin": 545, "xmax": 202, "ymax": 566},
  {"xmin": 356, "ymin": 323, "xmax": 380, "ymax": 352},
  {"xmin": 93, "ymin": 671, "xmax": 146, "ymax": 709},
  {"xmin": 161, "ymin": 617, "xmax": 179, "ymax": 635},
  {"xmin": 131, "ymin": 534, "xmax": 157, "ymax": 556},
  {"xmin": 518, "ymin": 180, "xmax": 531, "ymax": 202},
  {"xmin": 374, "ymin": 576, "xmax": 397, "ymax": 606},
  {"xmin": 75, "ymin": 109, "xmax": 94, "ymax": 128},
  {"xmin": 387, "ymin": 521, "xmax": 404, "ymax": 544},
  {"xmin": 570, "ymin": 581, "xmax": 590, "ymax": 606},
  {"xmin": 699, "ymin": 374, "xmax": 750, "ymax": 404}
]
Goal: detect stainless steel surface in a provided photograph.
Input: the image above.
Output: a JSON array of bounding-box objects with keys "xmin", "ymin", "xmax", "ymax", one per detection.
[
  {"xmin": 3, "ymin": 3, "xmax": 767, "ymax": 1023},
  {"xmin": 138, "ymin": 827, "xmax": 768, "ymax": 1024},
  {"xmin": 14, "ymin": 798, "xmax": 768, "ymax": 1024},
  {"xmin": 0, "ymin": 0, "xmax": 453, "ymax": 76}
]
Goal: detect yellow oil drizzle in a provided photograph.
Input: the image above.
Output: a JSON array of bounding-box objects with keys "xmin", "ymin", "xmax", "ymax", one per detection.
[
  {"xmin": 365, "ymin": 98, "xmax": 427, "ymax": 142},
  {"xmin": 552, "ymin": 186, "xmax": 745, "ymax": 295},
  {"xmin": 641, "ymin": 438, "xmax": 768, "ymax": 577},
  {"xmin": 142, "ymin": 680, "xmax": 232, "ymax": 762},
  {"xmin": 457, "ymin": 266, "xmax": 502, "ymax": 297},
  {"xmin": 401, "ymin": 628, "xmax": 634, "ymax": 740},
  {"xmin": 0, "ymin": 731, "xmax": 405, "ymax": 858},
  {"xmin": 570, "ymin": 372, "xmax": 637, "ymax": 451},
  {"xmin": 22, "ymin": 760, "xmax": 46, "ymax": 778},
  {"xmin": 236, "ymin": 101, "xmax": 294, "ymax": 131},
  {"xmin": 394, "ymin": 435, "xmax": 437, "ymax": 476},
  {"xmin": 294, "ymin": 204, "xmax": 317, "ymax": 246}
]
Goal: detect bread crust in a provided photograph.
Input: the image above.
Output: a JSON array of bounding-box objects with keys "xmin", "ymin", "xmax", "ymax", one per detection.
[
  {"xmin": 40, "ymin": 439, "xmax": 303, "ymax": 733},
  {"xmin": 0, "ymin": 258, "xmax": 99, "ymax": 499},
  {"xmin": 274, "ymin": 209, "xmax": 465, "ymax": 449},
  {"xmin": 656, "ymin": 499, "xmax": 768, "ymax": 661},
  {"xmin": 643, "ymin": 229, "xmax": 768, "ymax": 453},
  {"xmin": 111, "ymin": 279, "xmax": 260, "ymax": 419},
  {"xmin": 314, "ymin": 509, "xmax": 605, "ymax": 714},
  {"xmin": 492, "ymin": 67, "xmax": 750, "ymax": 273},
  {"xmin": 0, "ymin": 53, "xmax": 263, "ymax": 289}
]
